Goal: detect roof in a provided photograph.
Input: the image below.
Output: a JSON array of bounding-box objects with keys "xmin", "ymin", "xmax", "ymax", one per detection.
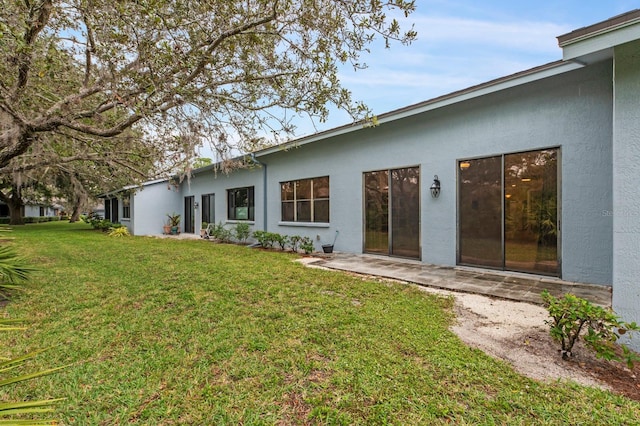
[
  {"xmin": 256, "ymin": 10, "xmax": 640, "ymax": 158},
  {"xmin": 255, "ymin": 59, "xmax": 583, "ymax": 157},
  {"xmin": 557, "ymin": 9, "xmax": 640, "ymax": 64},
  {"xmin": 558, "ymin": 9, "xmax": 640, "ymax": 46}
]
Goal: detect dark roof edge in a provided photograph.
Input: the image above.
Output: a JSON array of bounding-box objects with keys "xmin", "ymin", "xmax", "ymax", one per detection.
[{"xmin": 558, "ymin": 9, "xmax": 640, "ymax": 46}]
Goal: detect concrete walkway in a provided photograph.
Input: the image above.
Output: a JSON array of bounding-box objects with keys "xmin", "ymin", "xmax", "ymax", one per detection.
[{"xmin": 308, "ymin": 253, "xmax": 611, "ymax": 307}]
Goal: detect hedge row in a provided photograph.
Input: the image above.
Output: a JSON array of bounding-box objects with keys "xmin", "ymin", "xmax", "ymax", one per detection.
[{"xmin": 0, "ymin": 216, "xmax": 64, "ymax": 224}]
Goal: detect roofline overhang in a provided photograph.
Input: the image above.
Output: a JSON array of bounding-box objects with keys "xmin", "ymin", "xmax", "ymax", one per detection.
[
  {"xmin": 254, "ymin": 60, "xmax": 584, "ymax": 157},
  {"xmin": 557, "ymin": 9, "xmax": 640, "ymax": 64},
  {"xmin": 97, "ymin": 177, "xmax": 169, "ymax": 198}
]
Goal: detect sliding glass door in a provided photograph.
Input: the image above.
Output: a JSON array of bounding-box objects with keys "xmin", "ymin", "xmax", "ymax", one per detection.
[
  {"xmin": 364, "ymin": 166, "xmax": 420, "ymax": 259},
  {"xmin": 458, "ymin": 149, "xmax": 559, "ymax": 275}
]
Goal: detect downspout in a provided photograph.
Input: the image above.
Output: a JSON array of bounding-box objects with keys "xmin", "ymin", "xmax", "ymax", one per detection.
[{"xmin": 250, "ymin": 153, "xmax": 268, "ymax": 231}]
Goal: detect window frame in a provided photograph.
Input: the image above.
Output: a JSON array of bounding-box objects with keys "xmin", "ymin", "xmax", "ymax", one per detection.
[
  {"xmin": 280, "ymin": 176, "xmax": 330, "ymax": 224},
  {"xmin": 227, "ymin": 186, "xmax": 255, "ymax": 221},
  {"xmin": 122, "ymin": 194, "xmax": 131, "ymax": 220}
]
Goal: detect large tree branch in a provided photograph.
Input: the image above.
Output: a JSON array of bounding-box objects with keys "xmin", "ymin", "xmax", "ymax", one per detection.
[{"xmin": 12, "ymin": 0, "xmax": 53, "ymax": 100}]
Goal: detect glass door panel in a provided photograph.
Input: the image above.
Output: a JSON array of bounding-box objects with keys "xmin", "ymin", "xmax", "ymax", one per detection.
[
  {"xmin": 184, "ymin": 196, "xmax": 195, "ymax": 233},
  {"xmin": 364, "ymin": 171, "xmax": 389, "ymax": 254},
  {"xmin": 458, "ymin": 156, "xmax": 503, "ymax": 268},
  {"xmin": 504, "ymin": 150, "xmax": 558, "ymax": 274},
  {"xmin": 391, "ymin": 167, "xmax": 420, "ymax": 258}
]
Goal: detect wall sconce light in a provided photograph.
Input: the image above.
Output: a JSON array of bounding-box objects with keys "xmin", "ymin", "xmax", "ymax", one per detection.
[
  {"xmin": 194, "ymin": 201, "xmax": 199, "ymax": 209},
  {"xmin": 430, "ymin": 175, "xmax": 441, "ymax": 198}
]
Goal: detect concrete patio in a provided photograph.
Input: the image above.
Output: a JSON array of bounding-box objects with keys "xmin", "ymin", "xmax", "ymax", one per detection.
[{"xmin": 306, "ymin": 253, "xmax": 611, "ymax": 307}]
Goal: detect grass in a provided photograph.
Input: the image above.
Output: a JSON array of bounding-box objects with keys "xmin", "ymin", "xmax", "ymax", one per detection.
[{"xmin": 2, "ymin": 221, "xmax": 639, "ymax": 424}]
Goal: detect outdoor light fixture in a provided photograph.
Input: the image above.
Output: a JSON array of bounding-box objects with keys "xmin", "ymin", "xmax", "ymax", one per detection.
[
  {"xmin": 194, "ymin": 201, "xmax": 199, "ymax": 209},
  {"xmin": 430, "ymin": 175, "xmax": 441, "ymax": 198}
]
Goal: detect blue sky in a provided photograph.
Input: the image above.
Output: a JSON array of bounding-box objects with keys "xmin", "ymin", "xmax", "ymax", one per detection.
[{"xmin": 296, "ymin": 0, "xmax": 640, "ymax": 135}]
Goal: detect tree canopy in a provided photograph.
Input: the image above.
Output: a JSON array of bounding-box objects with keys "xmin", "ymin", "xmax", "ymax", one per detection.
[{"xmin": 0, "ymin": 0, "xmax": 417, "ymax": 177}]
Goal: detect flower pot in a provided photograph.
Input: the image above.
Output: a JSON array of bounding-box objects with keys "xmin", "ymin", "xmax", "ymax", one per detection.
[
  {"xmin": 171, "ymin": 226, "xmax": 179, "ymax": 235},
  {"xmin": 322, "ymin": 244, "xmax": 334, "ymax": 253},
  {"xmin": 163, "ymin": 225, "xmax": 172, "ymax": 235}
]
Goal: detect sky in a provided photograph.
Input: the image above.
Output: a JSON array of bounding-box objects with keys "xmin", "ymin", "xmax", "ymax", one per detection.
[
  {"xmin": 198, "ymin": 1, "xmax": 640, "ymax": 158},
  {"xmin": 294, "ymin": 0, "xmax": 640, "ymax": 136}
]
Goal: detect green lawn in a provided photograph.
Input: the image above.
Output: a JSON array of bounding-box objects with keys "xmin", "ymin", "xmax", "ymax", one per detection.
[{"xmin": 2, "ymin": 222, "xmax": 639, "ymax": 424}]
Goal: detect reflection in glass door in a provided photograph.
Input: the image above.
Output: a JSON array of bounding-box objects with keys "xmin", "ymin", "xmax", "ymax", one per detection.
[
  {"xmin": 458, "ymin": 156, "xmax": 503, "ymax": 268},
  {"xmin": 458, "ymin": 149, "xmax": 559, "ymax": 275},
  {"xmin": 504, "ymin": 150, "xmax": 558, "ymax": 274},
  {"xmin": 364, "ymin": 167, "xmax": 420, "ymax": 259},
  {"xmin": 364, "ymin": 170, "xmax": 389, "ymax": 254}
]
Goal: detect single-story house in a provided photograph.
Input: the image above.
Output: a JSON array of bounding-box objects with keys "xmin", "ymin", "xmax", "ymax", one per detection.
[
  {"xmin": 103, "ymin": 11, "xmax": 640, "ymax": 348},
  {"xmin": 0, "ymin": 202, "xmax": 60, "ymax": 219}
]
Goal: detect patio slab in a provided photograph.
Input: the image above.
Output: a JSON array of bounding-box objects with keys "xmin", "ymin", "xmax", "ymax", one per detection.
[{"xmin": 309, "ymin": 253, "xmax": 611, "ymax": 307}]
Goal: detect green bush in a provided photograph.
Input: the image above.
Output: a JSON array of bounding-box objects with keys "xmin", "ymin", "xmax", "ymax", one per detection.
[
  {"xmin": 211, "ymin": 222, "xmax": 233, "ymax": 243},
  {"xmin": 273, "ymin": 233, "xmax": 289, "ymax": 250},
  {"xmin": 542, "ymin": 290, "xmax": 640, "ymax": 367},
  {"xmin": 300, "ymin": 236, "xmax": 314, "ymax": 254},
  {"xmin": 233, "ymin": 222, "xmax": 251, "ymax": 243},
  {"xmin": 289, "ymin": 235, "xmax": 302, "ymax": 252}
]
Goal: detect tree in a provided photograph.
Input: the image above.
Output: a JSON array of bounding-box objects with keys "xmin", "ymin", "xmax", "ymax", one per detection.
[{"xmin": 0, "ymin": 0, "xmax": 417, "ymax": 173}]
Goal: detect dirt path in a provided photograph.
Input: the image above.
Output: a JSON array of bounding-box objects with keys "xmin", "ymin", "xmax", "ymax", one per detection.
[{"xmin": 425, "ymin": 288, "xmax": 640, "ymax": 400}]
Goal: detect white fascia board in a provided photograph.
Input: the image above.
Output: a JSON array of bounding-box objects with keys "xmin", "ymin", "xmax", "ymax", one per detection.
[
  {"xmin": 255, "ymin": 61, "xmax": 583, "ymax": 157},
  {"xmin": 98, "ymin": 178, "xmax": 169, "ymax": 198},
  {"xmin": 561, "ymin": 23, "xmax": 640, "ymax": 62}
]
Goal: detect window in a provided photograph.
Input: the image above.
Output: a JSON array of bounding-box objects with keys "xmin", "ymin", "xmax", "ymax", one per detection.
[
  {"xmin": 39, "ymin": 207, "xmax": 45, "ymax": 217},
  {"xmin": 227, "ymin": 186, "xmax": 254, "ymax": 221},
  {"xmin": 281, "ymin": 176, "xmax": 329, "ymax": 223},
  {"xmin": 122, "ymin": 195, "xmax": 131, "ymax": 219}
]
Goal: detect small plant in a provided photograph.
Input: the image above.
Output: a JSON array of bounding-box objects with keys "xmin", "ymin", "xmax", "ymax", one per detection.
[
  {"xmin": 234, "ymin": 222, "xmax": 251, "ymax": 243},
  {"xmin": 167, "ymin": 213, "xmax": 181, "ymax": 227},
  {"xmin": 273, "ymin": 233, "xmax": 289, "ymax": 250},
  {"xmin": 541, "ymin": 290, "xmax": 640, "ymax": 367},
  {"xmin": 289, "ymin": 235, "xmax": 302, "ymax": 252},
  {"xmin": 252, "ymin": 230, "xmax": 275, "ymax": 248},
  {"xmin": 300, "ymin": 236, "xmax": 314, "ymax": 254},
  {"xmin": 108, "ymin": 226, "xmax": 131, "ymax": 237},
  {"xmin": 211, "ymin": 222, "xmax": 232, "ymax": 243},
  {"xmin": 89, "ymin": 218, "xmax": 113, "ymax": 232}
]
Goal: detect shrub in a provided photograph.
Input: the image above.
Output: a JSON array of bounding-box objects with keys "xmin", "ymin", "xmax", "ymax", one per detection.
[
  {"xmin": 234, "ymin": 222, "xmax": 251, "ymax": 243},
  {"xmin": 108, "ymin": 226, "xmax": 131, "ymax": 237},
  {"xmin": 273, "ymin": 233, "xmax": 289, "ymax": 250},
  {"xmin": 289, "ymin": 235, "xmax": 302, "ymax": 252},
  {"xmin": 211, "ymin": 222, "xmax": 233, "ymax": 243},
  {"xmin": 542, "ymin": 290, "xmax": 640, "ymax": 367},
  {"xmin": 252, "ymin": 230, "xmax": 276, "ymax": 248},
  {"xmin": 300, "ymin": 236, "xmax": 314, "ymax": 254}
]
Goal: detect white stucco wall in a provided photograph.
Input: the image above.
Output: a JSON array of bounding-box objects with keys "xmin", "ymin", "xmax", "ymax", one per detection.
[
  {"xmin": 261, "ymin": 61, "xmax": 613, "ymax": 284},
  {"xmin": 129, "ymin": 181, "xmax": 182, "ymax": 236},
  {"xmin": 180, "ymin": 166, "xmax": 265, "ymax": 236},
  {"xmin": 612, "ymin": 40, "xmax": 640, "ymax": 349}
]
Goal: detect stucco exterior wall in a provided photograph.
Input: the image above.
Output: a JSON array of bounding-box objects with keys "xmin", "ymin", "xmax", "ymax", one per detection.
[
  {"xmin": 612, "ymin": 40, "xmax": 640, "ymax": 349},
  {"xmin": 262, "ymin": 61, "xmax": 613, "ymax": 284},
  {"xmin": 129, "ymin": 181, "xmax": 182, "ymax": 236},
  {"xmin": 180, "ymin": 166, "xmax": 265, "ymax": 236}
]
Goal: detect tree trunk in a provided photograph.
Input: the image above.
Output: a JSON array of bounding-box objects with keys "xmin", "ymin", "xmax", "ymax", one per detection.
[
  {"xmin": 7, "ymin": 194, "xmax": 24, "ymax": 226},
  {"xmin": 69, "ymin": 205, "xmax": 81, "ymax": 223}
]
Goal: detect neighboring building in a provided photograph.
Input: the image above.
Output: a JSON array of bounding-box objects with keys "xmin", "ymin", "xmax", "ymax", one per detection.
[
  {"xmin": 0, "ymin": 202, "xmax": 59, "ymax": 218},
  {"xmin": 106, "ymin": 11, "xmax": 640, "ymax": 348}
]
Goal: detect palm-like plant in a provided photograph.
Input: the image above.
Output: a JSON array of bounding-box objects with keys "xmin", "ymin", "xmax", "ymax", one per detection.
[{"xmin": 0, "ymin": 241, "xmax": 65, "ymax": 425}]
